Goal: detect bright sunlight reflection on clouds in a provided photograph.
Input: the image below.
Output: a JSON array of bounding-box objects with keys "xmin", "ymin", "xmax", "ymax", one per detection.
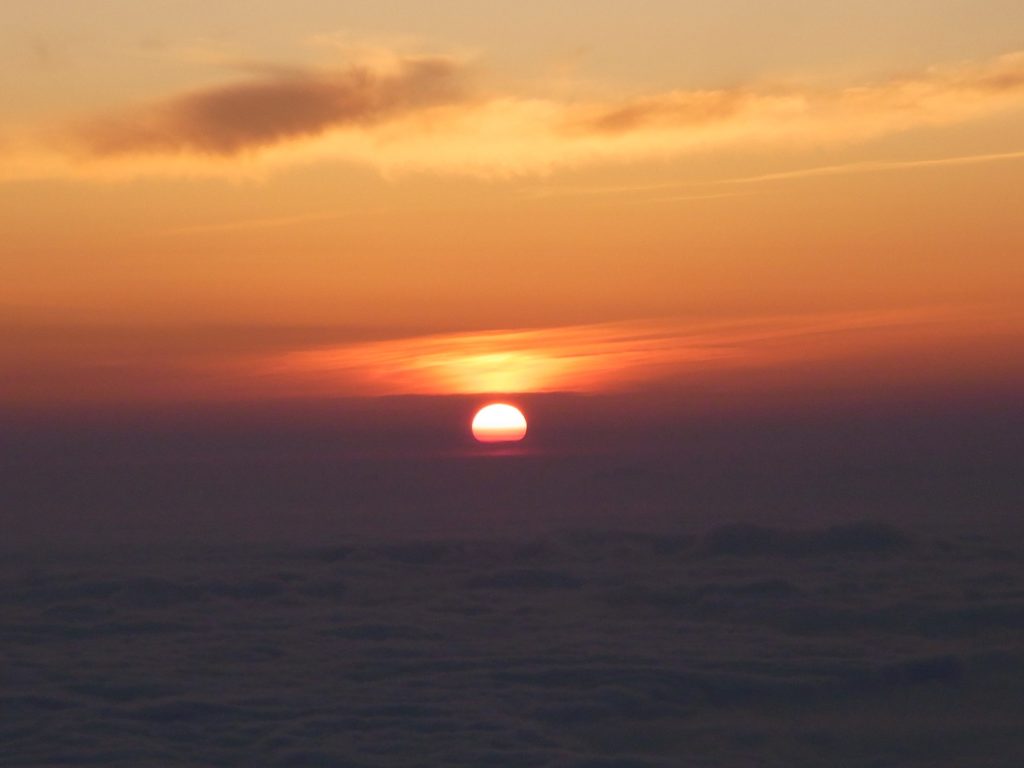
[{"xmin": 265, "ymin": 309, "xmax": 943, "ymax": 396}]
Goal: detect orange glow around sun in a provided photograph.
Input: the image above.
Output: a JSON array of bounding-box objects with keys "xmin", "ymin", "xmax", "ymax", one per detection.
[
  {"xmin": 471, "ymin": 404, "xmax": 528, "ymax": 443},
  {"xmin": 256, "ymin": 309, "xmax": 954, "ymax": 401}
]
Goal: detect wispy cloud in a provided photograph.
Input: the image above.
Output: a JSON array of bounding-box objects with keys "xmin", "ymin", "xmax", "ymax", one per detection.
[
  {"xmin": 630, "ymin": 190, "xmax": 755, "ymax": 205},
  {"xmin": 1, "ymin": 307, "xmax": 1001, "ymax": 405},
  {"xmin": 6, "ymin": 50, "xmax": 1024, "ymax": 181},
  {"xmin": 720, "ymin": 148, "xmax": 1024, "ymax": 185},
  {"xmin": 261, "ymin": 309, "xmax": 946, "ymax": 397},
  {"xmin": 159, "ymin": 208, "xmax": 386, "ymax": 236},
  {"xmin": 529, "ymin": 148, "xmax": 1024, "ymax": 201}
]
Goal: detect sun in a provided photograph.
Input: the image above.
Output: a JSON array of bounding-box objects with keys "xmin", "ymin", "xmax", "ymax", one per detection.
[{"xmin": 471, "ymin": 403, "xmax": 528, "ymax": 443}]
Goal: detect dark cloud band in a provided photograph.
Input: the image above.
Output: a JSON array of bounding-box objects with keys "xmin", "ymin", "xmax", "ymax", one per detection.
[{"xmin": 78, "ymin": 56, "xmax": 467, "ymax": 155}]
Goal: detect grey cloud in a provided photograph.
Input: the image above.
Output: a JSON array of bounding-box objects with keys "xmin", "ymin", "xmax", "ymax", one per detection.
[
  {"xmin": 580, "ymin": 90, "xmax": 749, "ymax": 134},
  {"xmin": 78, "ymin": 56, "xmax": 468, "ymax": 155},
  {"xmin": 571, "ymin": 52, "xmax": 1024, "ymax": 136},
  {"xmin": 5, "ymin": 49, "xmax": 1017, "ymax": 181}
]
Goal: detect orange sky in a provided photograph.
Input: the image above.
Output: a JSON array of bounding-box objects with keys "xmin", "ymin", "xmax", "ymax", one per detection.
[{"xmin": 2, "ymin": 1, "xmax": 1023, "ymax": 409}]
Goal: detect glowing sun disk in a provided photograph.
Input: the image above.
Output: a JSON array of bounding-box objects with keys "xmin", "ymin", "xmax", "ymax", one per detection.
[{"xmin": 472, "ymin": 403, "xmax": 528, "ymax": 443}]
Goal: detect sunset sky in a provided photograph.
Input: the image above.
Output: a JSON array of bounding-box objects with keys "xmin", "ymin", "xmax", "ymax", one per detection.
[
  {"xmin": 8, "ymin": 10, "xmax": 1024, "ymax": 767},
  {"xmin": 3, "ymin": 0, "xmax": 1023, "ymax": 410}
]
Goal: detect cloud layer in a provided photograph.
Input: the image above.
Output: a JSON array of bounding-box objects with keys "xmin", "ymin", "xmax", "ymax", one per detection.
[
  {"xmin": 6, "ymin": 50, "xmax": 1024, "ymax": 180},
  {"xmin": 266, "ymin": 309, "xmax": 944, "ymax": 397},
  {"xmin": 5, "ymin": 521, "xmax": 1024, "ymax": 766},
  {"xmin": 0, "ymin": 308, "xmax": 989, "ymax": 406},
  {"xmin": 5, "ymin": 306, "xmax": 1018, "ymax": 407}
]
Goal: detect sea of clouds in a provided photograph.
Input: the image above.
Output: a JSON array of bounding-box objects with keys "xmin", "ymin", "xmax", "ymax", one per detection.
[{"xmin": 4, "ymin": 519, "xmax": 1023, "ymax": 767}]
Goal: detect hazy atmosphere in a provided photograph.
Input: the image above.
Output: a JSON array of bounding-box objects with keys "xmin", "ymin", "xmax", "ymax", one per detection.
[{"xmin": 3, "ymin": 2, "xmax": 1023, "ymax": 766}]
